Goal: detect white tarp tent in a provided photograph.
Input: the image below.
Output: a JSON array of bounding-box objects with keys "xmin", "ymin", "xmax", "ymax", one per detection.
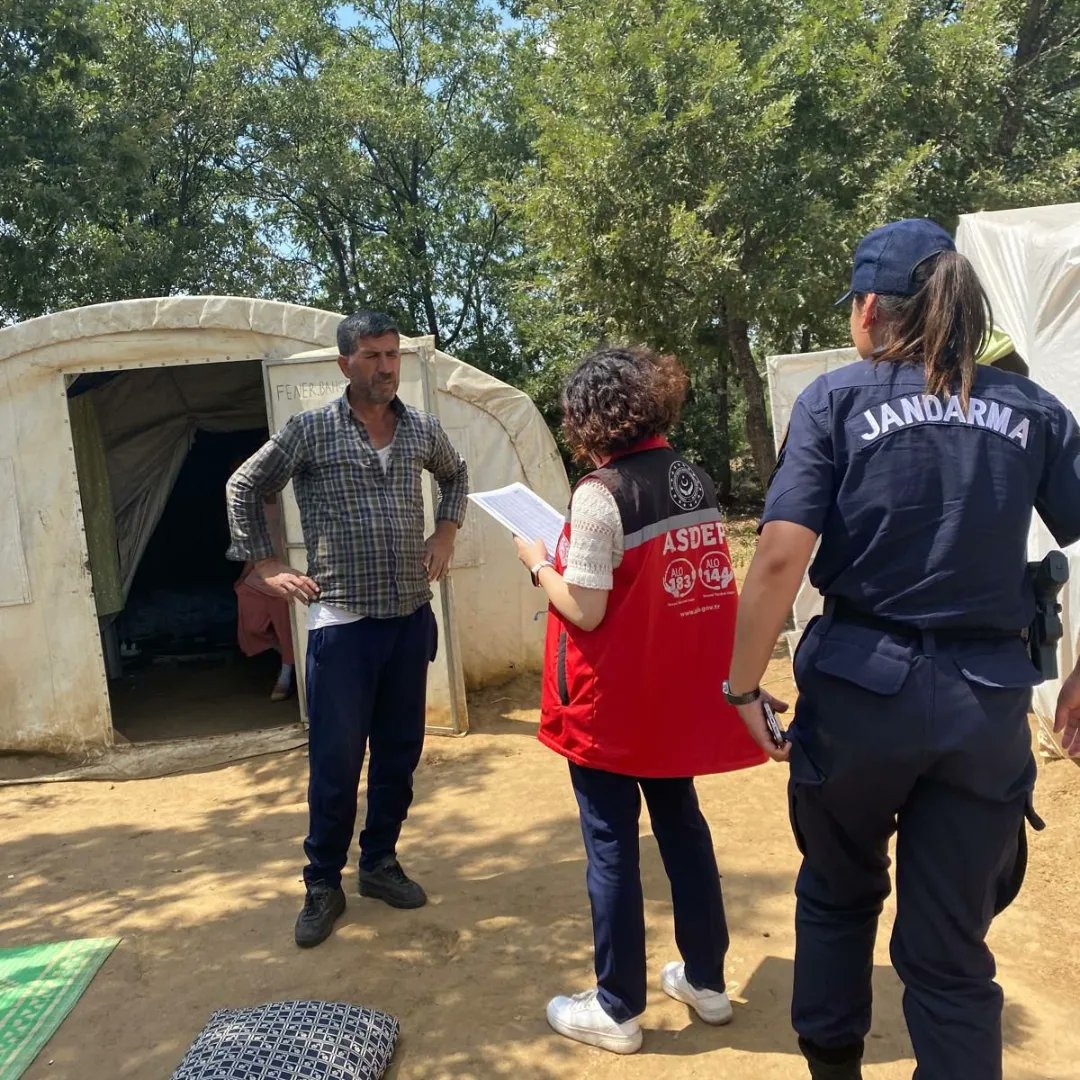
[
  {"xmin": 960, "ymin": 205, "xmax": 1080, "ymax": 756},
  {"xmin": 766, "ymin": 203, "xmax": 1080, "ymax": 758},
  {"xmin": 0, "ymin": 297, "xmax": 569, "ymax": 754},
  {"xmin": 764, "ymin": 345, "xmax": 858, "ymax": 654}
]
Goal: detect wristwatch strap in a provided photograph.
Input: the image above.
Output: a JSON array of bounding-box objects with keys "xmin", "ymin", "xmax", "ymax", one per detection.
[
  {"xmin": 529, "ymin": 561, "xmax": 549, "ymax": 587},
  {"xmin": 722, "ymin": 679, "xmax": 760, "ymax": 706}
]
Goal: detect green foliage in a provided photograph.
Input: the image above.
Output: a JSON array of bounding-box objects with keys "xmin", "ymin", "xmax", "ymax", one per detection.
[
  {"xmin": 512, "ymin": 0, "xmax": 1077, "ymax": 492},
  {"xmin": 0, "ymin": 0, "xmax": 104, "ymax": 318},
  {"xmin": 0, "ymin": 0, "xmax": 1075, "ymax": 490},
  {"xmin": 0, "ymin": 0, "xmax": 305, "ymax": 319},
  {"xmin": 78, "ymin": 0, "xmax": 300, "ymax": 299},
  {"xmin": 237, "ymin": 0, "xmax": 530, "ymax": 381}
]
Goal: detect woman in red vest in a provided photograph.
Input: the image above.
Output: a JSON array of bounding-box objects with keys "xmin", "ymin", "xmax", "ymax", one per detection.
[{"xmin": 514, "ymin": 345, "xmax": 773, "ymax": 1054}]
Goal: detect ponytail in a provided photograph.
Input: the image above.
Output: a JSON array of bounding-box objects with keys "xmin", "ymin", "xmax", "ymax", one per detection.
[{"xmin": 870, "ymin": 251, "xmax": 992, "ymax": 410}]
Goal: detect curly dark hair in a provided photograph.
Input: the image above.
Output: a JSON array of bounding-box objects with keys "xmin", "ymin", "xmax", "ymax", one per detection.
[{"xmin": 561, "ymin": 345, "xmax": 689, "ymax": 462}]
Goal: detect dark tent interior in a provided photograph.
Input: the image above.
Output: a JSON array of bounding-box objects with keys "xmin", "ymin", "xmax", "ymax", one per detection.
[{"xmin": 67, "ymin": 360, "xmax": 301, "ymax": 742}]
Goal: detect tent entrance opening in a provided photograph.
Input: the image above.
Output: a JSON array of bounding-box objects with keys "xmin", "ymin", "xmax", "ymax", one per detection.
[{"xmin": 66, "ymin": 359, "xmax": 301, "ymax": 744}]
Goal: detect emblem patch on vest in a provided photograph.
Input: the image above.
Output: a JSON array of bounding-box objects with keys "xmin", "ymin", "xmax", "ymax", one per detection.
[
  {"xmin": 663, "ymin": 558, "xmax": 697, "ymax": 599},
  {"xmin": 698, "ymin": 550, "xmax": 735, "ymax": 593},
  {"xmin": 669, "ymin": 460, "xmax": 704, "ymax": 510}
]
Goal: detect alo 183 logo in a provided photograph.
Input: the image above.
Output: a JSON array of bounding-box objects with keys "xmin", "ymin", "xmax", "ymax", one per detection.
[
  {"xmin": 699, "ymin": 550, "xmax": 735, "ymax": 593},
  {"xmin": 663, "ymin": 558, "xmax": 696, "ymax": 599}
]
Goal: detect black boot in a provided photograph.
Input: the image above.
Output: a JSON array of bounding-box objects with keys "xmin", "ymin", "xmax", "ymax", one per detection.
[
  {"xmin": 294, "ymin": 881, "xmax": 346, "ymax": 948},
  {"xmin": 799, "ymin": 1037, "xmax": 864, "ymax": 1080},
  {"xmin": 358, "ymin": 857, "xmax": 427, "ymax": 909}
]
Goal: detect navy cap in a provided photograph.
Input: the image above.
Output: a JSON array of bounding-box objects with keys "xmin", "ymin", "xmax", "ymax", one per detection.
[{"xmin": 835, "ymin": 218, "xmax": 955, "ymax": 306}]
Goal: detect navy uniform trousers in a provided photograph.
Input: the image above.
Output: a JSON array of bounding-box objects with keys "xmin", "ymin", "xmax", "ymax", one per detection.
[
  {"xmin": 302, "ymin": 604, "xmax": 436, "ymax": 889},
  {"xmin": 788, "ymin": 611, "xmax": 1040, "ymax": 1080},
  {"xmin": 569, "ymin": 762, "xmax": 730, "ymax": 1023}
]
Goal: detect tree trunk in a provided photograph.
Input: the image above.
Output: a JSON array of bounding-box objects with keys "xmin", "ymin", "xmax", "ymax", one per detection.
[
  {"xmin": 419, "ymin": 273, "xmax": 441, "ymax": 346},
  {"xmin": 994, "ymin": 0, "xmax": 1049, "ymax": 159},
  {"xmin": 713, "ymin": 348, "xmax": 732, "ymax": 504},
  {"xmin": 727, "ymin": 315, "xmax": 775, "ymax": 493}
]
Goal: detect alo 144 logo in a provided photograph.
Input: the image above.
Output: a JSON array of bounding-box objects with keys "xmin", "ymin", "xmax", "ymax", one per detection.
[{"xmin": 699, "ymin": 550, "xmax": 735, "ymax": 593}]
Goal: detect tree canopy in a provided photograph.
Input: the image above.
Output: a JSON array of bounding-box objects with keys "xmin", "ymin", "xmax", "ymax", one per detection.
[{"xmin": 0, "ymin": 0, "xmax": 1075, "ymax": 494}]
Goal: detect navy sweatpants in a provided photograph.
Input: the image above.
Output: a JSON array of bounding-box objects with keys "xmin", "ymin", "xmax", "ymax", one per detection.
[
  {"xmin": 788, "ymin": 613, "xmax": 1039, "ymax": 1080},
  {"xmin": 302, "ymin": 605, "xmax": 436, "ymax": 889},
  {"xmin": 569, "ymin": 762, "xmax": 729, "ymax": 1023}
]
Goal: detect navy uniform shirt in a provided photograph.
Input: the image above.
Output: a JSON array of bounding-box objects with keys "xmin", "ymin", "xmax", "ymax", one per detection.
[{"xmin": 761, "ymin": 359, "xmax": 1080, "ymax": 630}]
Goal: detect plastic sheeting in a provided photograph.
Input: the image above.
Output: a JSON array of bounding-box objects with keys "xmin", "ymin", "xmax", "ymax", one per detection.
[
  {"xmin": 958, "ymin": 204, "xmax": 1080, "ymax": 758},
  {"xmin": 75, "ymin": 362, "xmax": 268, "ymax": 599},
  {"xmin": 766, "ymin": 346, "xmax": 858, "ymax": 652},
  {"xmin": 68, "ymin": 395, "xmax": 124, "ymax": 616}
]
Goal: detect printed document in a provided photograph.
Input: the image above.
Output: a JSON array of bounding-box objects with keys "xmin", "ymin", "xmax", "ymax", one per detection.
[{"xmin": 468, "ymin": 483, "xmax": 566, "ymax": 558}]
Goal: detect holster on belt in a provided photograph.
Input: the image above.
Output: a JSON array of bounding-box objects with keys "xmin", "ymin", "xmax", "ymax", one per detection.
[{"xmin": 1024, "ymin": 551, "xmax": 1069, "ymax": 680}]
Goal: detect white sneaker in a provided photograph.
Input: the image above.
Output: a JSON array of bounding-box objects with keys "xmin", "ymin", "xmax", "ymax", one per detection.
[
  {"xmin": 546, "ymin": 989, "xmax": 643, "ymax": 1054},
  {"xmin": 661, "ymin": 961, "xmax": 733, "ymax": 1025}
]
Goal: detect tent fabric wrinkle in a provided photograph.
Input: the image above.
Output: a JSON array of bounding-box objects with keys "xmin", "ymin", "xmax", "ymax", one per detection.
[
  {"xmin": 82, "ymin": 362, "xmax": 269, "ymax": 598},
  {"xmin": 68, "ymin": 395, "xmax": 124, "ymax": 616},
  {"xmin": 958, "ymin": 203, "xmax": 1080, "ymax": 759}
]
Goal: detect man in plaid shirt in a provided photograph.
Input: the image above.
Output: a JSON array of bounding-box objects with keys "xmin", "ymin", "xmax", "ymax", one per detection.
[{"xmin": 226, "ymin": 310, "xmax": 468, "ymax": 948}]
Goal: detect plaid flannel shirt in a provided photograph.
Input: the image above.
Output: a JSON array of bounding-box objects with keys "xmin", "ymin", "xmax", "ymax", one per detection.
[{"xmin": 226, "ymin": 394, "xmax": 468, "ymax": 618}]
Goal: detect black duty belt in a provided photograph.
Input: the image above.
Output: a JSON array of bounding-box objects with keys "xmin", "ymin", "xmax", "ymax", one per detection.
[{"xmin": 825, "ymin": 598, "xmax": 1023, "ymax": 643}]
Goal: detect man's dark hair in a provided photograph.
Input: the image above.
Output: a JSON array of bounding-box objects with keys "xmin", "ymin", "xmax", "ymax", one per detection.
[
  {"xmin": 561, "ymin": 345, "xmax": 688, "ymax": 462},
  {"xmin": 337, "ymin": 310, "xmax": 400, "ymax": 356}
]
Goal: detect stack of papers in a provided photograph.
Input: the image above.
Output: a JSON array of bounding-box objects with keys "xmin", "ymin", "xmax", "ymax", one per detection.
[{"xmin": 468, "ymin": 483, "xmax": 566, "ymax": 559}]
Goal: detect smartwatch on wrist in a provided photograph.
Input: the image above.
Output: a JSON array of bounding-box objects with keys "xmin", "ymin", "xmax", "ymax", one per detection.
[{"xmin": 722, "ymin": 679, "xmax": 760, "ymax": 706}]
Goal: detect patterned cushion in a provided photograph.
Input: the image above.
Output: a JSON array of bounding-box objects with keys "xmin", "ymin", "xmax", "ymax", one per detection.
[{"xmin": 170, "ymin": 1000, "xmax": 400, "ymax": 1080}]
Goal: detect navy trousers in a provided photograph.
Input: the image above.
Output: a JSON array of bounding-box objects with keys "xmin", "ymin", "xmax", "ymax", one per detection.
[
  {"xmin": 569, "ymin": 762, "xmax": 729, "ymax": 1023},
  {"xmin": 788, "ymin": 614, "xmax": 1039, "ymax": 1080},
  {"xmin": 302, "ymin": 605, "xmax": 435, "ymax": 889}
]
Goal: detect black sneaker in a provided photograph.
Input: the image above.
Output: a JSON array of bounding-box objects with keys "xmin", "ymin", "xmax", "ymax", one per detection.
[
  {"xmin": 294, "ymin": 881, "xmax": 346, "ymax": 948},
  {"xmin": 798, "ymin": 1038, "xmax": 863, "ymax": 1080},
  {"xmin": 358, "ymin": 858, "xmax": 427, "ymax": 909}
]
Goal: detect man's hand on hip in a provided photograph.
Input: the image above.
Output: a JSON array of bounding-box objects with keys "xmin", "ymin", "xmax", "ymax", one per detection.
[
  {"xmin": 424, "ymin": 521, "xmax": 458, "ymax": 583},
  {"xmin": 250, "ymin": 558, "xmax": 320, "ymax": 604}
]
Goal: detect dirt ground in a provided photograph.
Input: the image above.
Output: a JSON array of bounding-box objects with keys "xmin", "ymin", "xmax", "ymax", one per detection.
[
  {"xmin": 2, "ymin": 656, "xmax": 1078, "ymax": 1080},
  {"xmin": 108, "ymin": 651, "xmax": 301, "ymax": 744}
]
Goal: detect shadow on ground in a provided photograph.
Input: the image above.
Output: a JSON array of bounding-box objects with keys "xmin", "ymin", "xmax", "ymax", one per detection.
[{"xmin": 0, "ymin": 676, "xmax": 1051, "ymax": 1080}]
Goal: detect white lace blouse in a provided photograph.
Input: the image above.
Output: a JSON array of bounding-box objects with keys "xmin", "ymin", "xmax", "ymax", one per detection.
[{"xmin": 561, "ymin": 481, "xmax": 624, "ymax": 591}]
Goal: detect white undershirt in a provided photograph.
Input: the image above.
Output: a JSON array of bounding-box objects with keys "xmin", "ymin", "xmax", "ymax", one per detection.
[{"xmin": 307, "ymin": 443, "xmax": 393, "ymax": 630}]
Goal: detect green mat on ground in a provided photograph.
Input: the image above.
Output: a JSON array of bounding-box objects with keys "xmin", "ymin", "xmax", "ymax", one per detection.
[{"xmin": 0, "ymin": 938, "xmax": 119, "ymax": 1080}]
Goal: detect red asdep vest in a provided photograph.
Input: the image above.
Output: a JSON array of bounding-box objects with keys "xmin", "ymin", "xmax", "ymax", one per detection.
[{"xmin": 539, "ymin": 441, "xmax": 767, "ymax": 778}]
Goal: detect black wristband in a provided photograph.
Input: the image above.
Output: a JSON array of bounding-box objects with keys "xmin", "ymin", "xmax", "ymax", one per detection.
[{"xmin": 722, "ymin": 680, "xmax": 760, "ymax": 706}]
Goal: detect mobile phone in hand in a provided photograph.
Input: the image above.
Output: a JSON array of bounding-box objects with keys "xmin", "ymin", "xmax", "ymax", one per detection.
[{"xmin": 762, "ymin": 700, "xmax": 787, "ymax": 748}]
